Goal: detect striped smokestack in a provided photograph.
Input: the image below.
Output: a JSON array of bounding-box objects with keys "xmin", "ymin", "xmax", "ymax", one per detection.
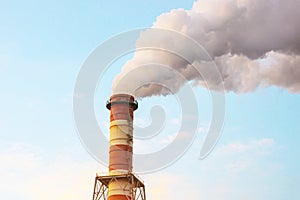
[{"xmin": 106, "ymin": 94, "xmax": 138, "ymax": 200}]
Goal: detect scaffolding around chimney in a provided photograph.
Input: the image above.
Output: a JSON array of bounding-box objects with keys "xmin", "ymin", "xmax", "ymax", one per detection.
[{"xmin": 92, "ymin": 173, "xmax": 146, "ymax": 200}]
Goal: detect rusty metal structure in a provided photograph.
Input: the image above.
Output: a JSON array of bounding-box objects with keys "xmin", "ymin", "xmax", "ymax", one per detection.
[{"xmin": 93, "ymin": 94, "xmax": 146, "ymax": 200}]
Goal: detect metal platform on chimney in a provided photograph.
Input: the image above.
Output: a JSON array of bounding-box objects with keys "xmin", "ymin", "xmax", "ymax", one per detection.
[{"xmin": 93, "ymin": 172, "xmax": 146, "ymax": 200}]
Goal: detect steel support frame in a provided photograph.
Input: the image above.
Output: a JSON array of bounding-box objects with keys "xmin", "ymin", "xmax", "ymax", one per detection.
[{"xmin": 92, "ymin": 173, "xmax": 146, "ymax": 200}]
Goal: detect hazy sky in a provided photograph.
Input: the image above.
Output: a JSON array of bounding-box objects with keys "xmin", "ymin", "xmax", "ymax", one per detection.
[{"xmin": 0, "ymin": 0, "xmax": 299, "ymax": 199}]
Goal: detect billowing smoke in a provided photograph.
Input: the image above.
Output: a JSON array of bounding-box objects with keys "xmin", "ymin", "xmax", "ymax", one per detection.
[{"xmin": 113, "ymin": 0, "xmax": 300, "ymax": 97}]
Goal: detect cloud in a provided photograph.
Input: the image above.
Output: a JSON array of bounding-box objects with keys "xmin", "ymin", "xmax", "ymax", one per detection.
[
  {"xmin": 0, "ymin": 143, "xmax": 102, "ymax": 200},
  {"xmin": 212, "ymin": 138, "xmax": 275, "ymax": 172},
  {"xmin": 217, "ymin": 138, "xmax": 275, "ymax": 155},
  {"xmin": 140, "ymin": 137, "xmax": 280, "ymax": 200},
  {"xmin": 0, "ymin": 137, "xmax": 285, "ymax": 200}
]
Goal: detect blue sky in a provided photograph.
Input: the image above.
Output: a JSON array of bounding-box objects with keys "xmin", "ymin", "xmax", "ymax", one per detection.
[{"xmin": 1, "ymin": 0, "xmax": 299, "ymax": 199}]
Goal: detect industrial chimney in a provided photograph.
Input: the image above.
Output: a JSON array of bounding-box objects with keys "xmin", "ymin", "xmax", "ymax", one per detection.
[{"xmin": 92, "ymin": 94, "xmax": 146, "ymax": 200}]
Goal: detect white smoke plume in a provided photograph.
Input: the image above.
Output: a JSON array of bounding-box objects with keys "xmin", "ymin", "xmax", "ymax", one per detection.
[{"xmin": 113, "ymin": 0, "xmax": 300, "ymax": 97}]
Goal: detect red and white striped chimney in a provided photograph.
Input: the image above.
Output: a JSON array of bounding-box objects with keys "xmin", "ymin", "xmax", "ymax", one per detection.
[{"xmin": 106, "ymin": 94, "xmax": 138, "ymax": 200}]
